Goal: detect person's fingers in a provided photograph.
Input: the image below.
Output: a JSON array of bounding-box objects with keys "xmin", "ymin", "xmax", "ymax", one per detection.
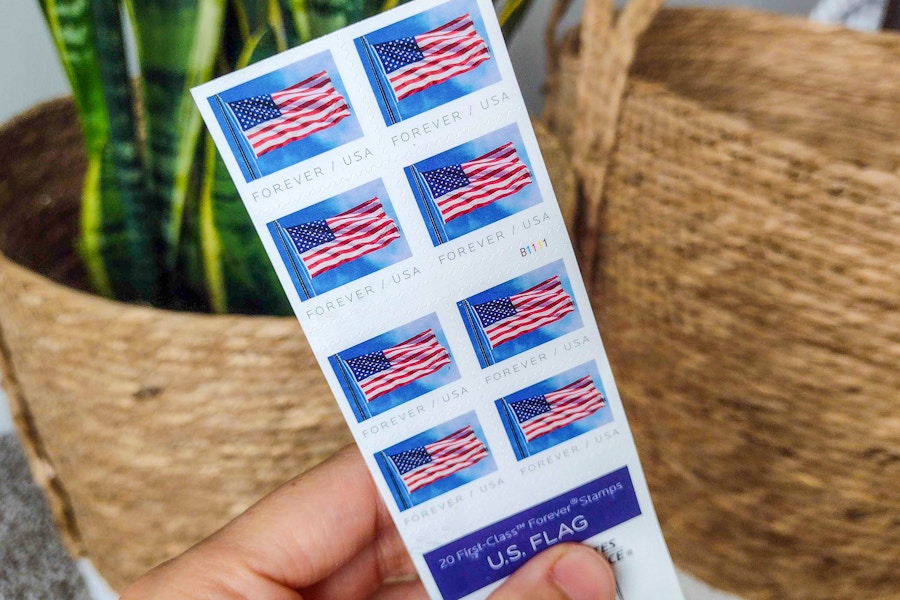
[
  {"xmin": 300, "ymin": 508, "xmax": 416, "ymax": 600},
  {"xmin": 123, "ymin": 445, "xmax": 412, "ymax": 600},
  {"xmin": 488, "ymin": 543, "xmax": 617, "ymax": 600},
  {"xmin": 367, "ymin": 579, "xmax": 430, "ymax": 600},
  {"xmin": 122, "ymin": 553, "xmax": 301, "ymax": 600}
]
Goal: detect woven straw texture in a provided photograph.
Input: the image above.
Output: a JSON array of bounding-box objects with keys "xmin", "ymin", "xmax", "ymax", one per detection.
[
  {"xmin": 545, "ymin": 2, "xmax": 900, "ymax": 599},
  {"xmin": 632, "ymin": 8, "xmax": 900, "ymax": 177},
  {"xmin": 0, "ymin": 100, "xmax": 574, "ymax": 590}
]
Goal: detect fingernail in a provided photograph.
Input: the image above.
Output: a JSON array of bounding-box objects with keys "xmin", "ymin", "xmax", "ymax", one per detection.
[{"xmin": 550, "ymin": 546, "xmax": 614, "ymax": 600}]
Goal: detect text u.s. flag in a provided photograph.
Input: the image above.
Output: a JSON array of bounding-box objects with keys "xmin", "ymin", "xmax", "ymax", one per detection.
[
  {"xmin": 284, "ymin": 198, "xmax": 399, "ymax": 278},
  {"xmin": 227, "ymin": 71, "xmax": 350, "ymax": 157},
  {"xmin": 372, "ymin": 13, "xmax": 490, "ymax": 102},
  {"xmin": 509, "ymin": 376, "xmax": 606, "ymax": 442},
  {"xmin": 389, "ymin": 426, "xmax": 488, "ymax": 493},
  {"xmin": 472, "ymin": 275, "xmax": 575, "ymax": 348},
  {"xmin": 421, "ymin": 142, "xmax": 532, "ymax": 223},
  {"xmin": 345, "ymin": 329, "xmax": 451, "ymax": 402}
]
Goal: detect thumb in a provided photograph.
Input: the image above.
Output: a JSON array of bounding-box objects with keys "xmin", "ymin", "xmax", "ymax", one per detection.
[{"xmin": 488, "ymin": 543, "xmax": 616, "ymax": 600}]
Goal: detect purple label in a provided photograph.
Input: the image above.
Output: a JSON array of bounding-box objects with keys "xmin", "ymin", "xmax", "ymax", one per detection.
[{"xmin": 424, "ymin": 466, "xmax": 641, "ymax": 600}]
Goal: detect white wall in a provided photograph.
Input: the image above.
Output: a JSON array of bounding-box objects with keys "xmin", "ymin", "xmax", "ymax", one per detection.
[{"xmin": 0, "ymin": 1, "xmax": 69, "ymax": 123}]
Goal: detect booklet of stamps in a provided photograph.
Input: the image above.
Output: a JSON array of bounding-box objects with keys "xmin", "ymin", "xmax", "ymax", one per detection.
[{"xmin": 193, "ymin": 1, "xmax": 683, "ymax": 597}]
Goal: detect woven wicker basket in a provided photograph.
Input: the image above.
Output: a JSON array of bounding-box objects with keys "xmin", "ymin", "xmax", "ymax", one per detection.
[
  {"xmin": 544, "ymin": 1, "xmax": 900, "ymax": 598},
  {"xmin": 0, "ymin": 100, "xmax": 575, "ymax": 590}
]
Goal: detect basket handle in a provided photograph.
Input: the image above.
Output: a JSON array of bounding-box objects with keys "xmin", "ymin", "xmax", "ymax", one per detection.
[
  {"xmin": 544, "ymin": 0, "xmax": 574, "ymax": 124},
  {"xmin": 547, "ymin": 0, "xmax": 664, "ymax": 285}
]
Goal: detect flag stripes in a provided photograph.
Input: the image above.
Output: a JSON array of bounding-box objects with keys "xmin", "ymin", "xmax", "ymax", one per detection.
[
  {"xmin": 285, "ymin": 198, "xmax": 399, "ymax": 278},
  {"xmin": 422, "ymin": 142, "xmax": 533, "ymax": 223},
  {"xmin": 473, "ymin": 276, "xmax": 575, "ymax": 348},
  {"xmin": 389, "ymin": 426, "xmax": 488, "ymax": 493},
  {"xmin": 373, "ymin": 14, "xmax": 490, "ymax": 101},
  {"xmin": 346, "ymin": 329, "xmax": 451, "ymax": 402},
  {"xmin": 510, "ymin": 376, "xmax": 606, "ymax": 441},
  {"xmin": 227, "ymin": 71, "xmax": 350, "ymax": 157}
]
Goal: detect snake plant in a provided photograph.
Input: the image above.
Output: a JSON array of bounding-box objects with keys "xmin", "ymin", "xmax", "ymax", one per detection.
[{"xmin": 39, "ymin": 0, "xmax": 534, "ymax": 313}]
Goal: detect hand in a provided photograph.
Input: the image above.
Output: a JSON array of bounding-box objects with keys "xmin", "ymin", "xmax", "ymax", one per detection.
[{"xmin": 122, "ymin": 446, "xmax": 616, "ymax": 600}]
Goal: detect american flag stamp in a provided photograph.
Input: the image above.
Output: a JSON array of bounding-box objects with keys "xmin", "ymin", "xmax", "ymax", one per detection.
[
  {"xmin": 458, "ymin": 259, "xmax": 581, "ymax": 368},
  {"xmin": 267, "ymin": 178, "xmax": 411, "ymax": 300},
  {"xmin": 376, "ymin": 413, "xmax": 496, "ymax": 510},
  {"xmin": 354, "ymin": 0, "xmax": 501, "ymax": 125},
  {"xmin": 207, "ymin": 50, "xmax": 363, "ymax": 182},
  {"xmin": 406, "ymin": 123, "xmax": 541, "ymax": 245},
  {"xmin": 328, "ymin": 313, "xmax": 460, "ymax": 422}
]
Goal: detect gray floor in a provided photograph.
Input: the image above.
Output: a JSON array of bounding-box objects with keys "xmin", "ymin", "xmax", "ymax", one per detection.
[
  {"xmin": 0, "ymin": 386, "xmax": 116, "ymax": 599},
  {"xmin": 0, "ymin": 429, "xmax": 91, "ymax": 600}
]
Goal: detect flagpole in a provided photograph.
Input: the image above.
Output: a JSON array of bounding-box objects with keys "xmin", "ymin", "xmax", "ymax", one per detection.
[
  {"xmin": 380, "ymin": 451, "xmax": 412, "ymax": 510},
  {"xmin": 215, "ymin": 95, "xmax": 260, "ymax": 181},
  {"xmin": 499, "ymin": 398, "xmax": 530, "ymax": 460},
  {"xmin": 410, "ymin": 166, "xmax": 447, "ymax": 245},
  {"xmin": 274, "ymin": 222, "xmax": 313, "ymax": 300},
  {"xmin": 460, "ymin": 299, "xmax": 494, "ymax": 367},
  {"xmin": 336, "ymin": 356, "xmax": 370, "ymax": 421},
  {"xmin": 361, "ymin": 36, "xmax": 401, "ymax": 125}
]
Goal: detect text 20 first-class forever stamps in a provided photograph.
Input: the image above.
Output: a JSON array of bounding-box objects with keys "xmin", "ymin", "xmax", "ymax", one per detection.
[{"xmin": 193, "ymin": 0, "xmax": 684, "ymax": 598}]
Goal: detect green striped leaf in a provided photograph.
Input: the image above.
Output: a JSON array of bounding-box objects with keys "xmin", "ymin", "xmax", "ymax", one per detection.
[
  {"xmin": 199, "ymin": 136, "xmax": 291, "ymax": 314},
  {"xmin": 197, "ymin": 22, "xmax": 290, "ymax": 314},
  {"xmin": 40, "ymin": 0, "xmax": 159, "ymax": 301},
  {"xmin": 41, "ymin": 0, "xmax": 114, "ymax": 296},
  {"xmin": 91, "ymin": 0, "xmax": 159, "ymax": 301},
  {"xmin": 224, "ymin": 0, "xmax": 286, "ymax": 60},
  {"xmin": 41, "ymin": 0, "xmax": 536, "ymax": 312},
  {"xmin": 127, "ymin": 0, "xmax": 226, "ymax": 274}
]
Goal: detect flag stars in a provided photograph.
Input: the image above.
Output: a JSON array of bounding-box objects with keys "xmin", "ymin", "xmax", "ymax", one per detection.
[
  {"xmin": 285, "ymin": 220, "xmax": 336, "ymax": 254},
  {"xmin": 373, "ymin": 37, "xmax": 424, "ymax": 73},
  {"xmin": 390, "ymin": 448, "xmax": 433, "ymax": 475},
  {"xmin": 346, "ymin": 351, "xmax": 392, "ymax": 381},
  {"xmin": 473, "ymin": 298, "xmax": 517, "ymax": 328},
  {"xmin": 422, "ymin": 165, "xmax": 470, "ymax": 199},
  {"xmin": 511, "ymin": 396, "xmax": 552, "ymax": 423},
  {"xmin": 227, "ymin": 95, "xmax": 282, "ymax": 131}
]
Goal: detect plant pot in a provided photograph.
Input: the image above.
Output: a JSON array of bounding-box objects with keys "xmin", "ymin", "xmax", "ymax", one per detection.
[{"xmin": 0, "ymin": 98, "xmax": 576, "ymax": 591}]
